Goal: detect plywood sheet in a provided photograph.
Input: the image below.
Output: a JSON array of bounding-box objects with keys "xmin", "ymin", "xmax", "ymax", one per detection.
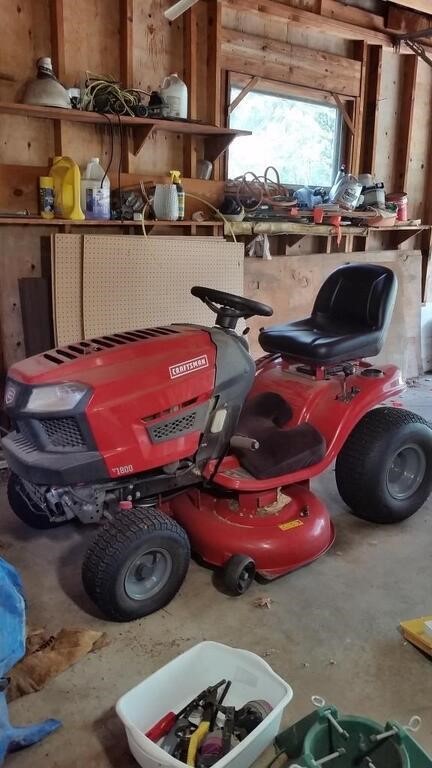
[
  {"xmin": 53, "ymin": 234, "xmax": 83, "ymax": 345},
  {"xmin": 375, "ymin": 51, "xmax": 404, "ymax": 190},
  {"xmin": 129, "ymin": 0, "xmax": 184, "ymax": 175},
  {"xmin": 244, "ymin": 250, "xmax": 422, "ymax": 378},
  {"xmin": 82, "ymin": 235, "xmax": 244, "ymax": 337}
]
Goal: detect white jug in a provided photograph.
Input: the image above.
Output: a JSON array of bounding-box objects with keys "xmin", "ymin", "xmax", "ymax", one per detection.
[{"xmin": 161, "ymin": 74, "xmax": 188, "ymax": 119}]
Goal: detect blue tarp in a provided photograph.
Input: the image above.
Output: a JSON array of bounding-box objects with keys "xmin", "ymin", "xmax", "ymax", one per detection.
[{"xmin": 0, "ymin": 557, "xmax": 61, "ymax": 764}]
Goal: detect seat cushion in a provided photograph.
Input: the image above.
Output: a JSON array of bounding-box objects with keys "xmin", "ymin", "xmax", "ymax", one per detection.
[{"xmin": 259, "ymin": 317, "xmax": 383, "ymax": 364}]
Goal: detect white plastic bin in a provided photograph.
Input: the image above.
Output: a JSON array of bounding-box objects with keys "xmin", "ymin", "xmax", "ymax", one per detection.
[{"xmin": 116, "ymin": 641, "xmax": 293, "ymax": 768}]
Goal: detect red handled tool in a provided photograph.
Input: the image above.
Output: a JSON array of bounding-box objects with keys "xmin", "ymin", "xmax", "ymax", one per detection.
[{"xmin": 146, "ymin": 680, "xmax": 226, "ymax": 742}]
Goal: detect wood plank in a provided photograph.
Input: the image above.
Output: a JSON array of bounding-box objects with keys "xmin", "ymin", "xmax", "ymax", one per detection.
[
  {"xmin": 50, "ymin": 0, "xmax": 65, "ymax": 157},
  {"xmin": 0, "ymin": 226, "xmax": 51, "ymax": 369},
  {"xmin": 360, "ymin": 45, "xmax": 383, "ymax": 175},
  {"xmin": 50, "ymin": 0, "xmax": 66, "ymax": 81},
  {"xmin": 19, "ymin": 278, "xmax": 53, "ymax": 356},
  {"xmin": 208, "ymin": 0, "xmax": 222, "ymax": 126},
  {"xmin": 183, "ymin": 4, "xmax": 199, "ymax": 177},
  {"xmin": 321, "ymin": 0, "xmax": 386, "ymax": 33},
  {"xmin": 332, "ymin": 92, "xmax": 355, "ymax": 133},
  {"xmin": 388, "ymin": 0, "xmax": 432, "ymax": 16},
  {"xmin": 0, "ymin": 102, "xmax": 250, "ymax": 136},
  {"xmin": 221, "ymin": 28, "xmax": 361, "ymax": 96},
  {"xmin": 63, "ymin": 0, "xmax": 120, "ymax": 83},
  {"xmin": 393, "ymin": 54, "xmax": 418, "ymax": 192},
  {"xmin": 230, "ymin": 72, "xmax": 353, "ymax": 104},
  {"xmin": 0, "ymin": 164, "xmax": 226, "ymax": 217},
  {"xmin": 120, "ymin": 0, "xmax": 134, "ymax": 87},
  {"xmin": 351, "ymin": 41, "xmax": 368, "ymax": 176},
  {"xmin": 387, "ymin": 4, "xmax": 432, "ymax": 37},
  {"xmin": 228, "ymin": 76, "xmax": 260, "ymax": 113},
  {"xmin": 221, "ymin": 0, "xmax": 393, "ymax": 48}
]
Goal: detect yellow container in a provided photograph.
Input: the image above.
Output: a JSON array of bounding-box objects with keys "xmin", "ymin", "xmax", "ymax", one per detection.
[
  {"xmin": 39, "ymin": 176, "xmax": 55, "ymax": 219},
  {"xmin": 49, "ymin": 156, "xmax": 84, "ymax": 220}
]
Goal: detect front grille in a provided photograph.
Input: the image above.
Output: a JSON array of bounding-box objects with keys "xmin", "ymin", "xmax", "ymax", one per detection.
[
  {"xmin": 39, "ymin": 418, "xmax": 86, "ymax": 448},
  {"xmin": 148, "ymin": 410, "xmax": 199, "ymax": 443}
]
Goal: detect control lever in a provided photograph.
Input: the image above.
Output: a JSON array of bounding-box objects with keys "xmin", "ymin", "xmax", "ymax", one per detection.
[{"xmin": 230, "ymin": 436, "xmax": 260, "ymax": 451}]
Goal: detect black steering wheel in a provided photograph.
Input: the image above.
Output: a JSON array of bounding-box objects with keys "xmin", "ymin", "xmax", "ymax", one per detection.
[{"xmin": 191, "ymin": 286, "xmax": 273, "ymax": 330}]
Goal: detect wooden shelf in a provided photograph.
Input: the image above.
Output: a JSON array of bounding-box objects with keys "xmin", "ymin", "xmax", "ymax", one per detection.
[
  {"xmin": 0, "ymin": 217, "xmax": 223, "ymax": 227},
  {"xmin": 0, "ymin": 102, "xmax": 251, "ymax": 160}
]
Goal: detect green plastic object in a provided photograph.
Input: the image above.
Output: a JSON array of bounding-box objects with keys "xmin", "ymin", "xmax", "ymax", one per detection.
[{"xmin": 274, "ymin": 704, "xmax": 432, "ymax": 768}]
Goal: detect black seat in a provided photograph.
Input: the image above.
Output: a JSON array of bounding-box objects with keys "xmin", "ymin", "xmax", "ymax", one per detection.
[{"xmin": 259, "ymin": 263, "xmax": 397, "ymax": 365}]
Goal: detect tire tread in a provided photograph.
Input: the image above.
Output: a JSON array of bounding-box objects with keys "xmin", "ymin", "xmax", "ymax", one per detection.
[
  {"xmin": 336, "ymin": 407, "xmax": 432, "ymax": 523},
  {"xmin": 82, "ymin": 507, "xmax": 190, "ymax": 621}
]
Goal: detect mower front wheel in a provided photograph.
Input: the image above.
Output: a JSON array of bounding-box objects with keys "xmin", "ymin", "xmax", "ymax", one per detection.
[
  {"xmin": 82, "ymin": 507, "xmax": 190, "ymax": 621},
  {"xmin": 335, "ymin": 407, "xmax": 432, "ymax": 524}
]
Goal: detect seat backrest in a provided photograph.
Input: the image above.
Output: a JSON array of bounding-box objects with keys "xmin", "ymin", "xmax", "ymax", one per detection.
[{"xmin": 312, "ymin": 263, "xmax": 398, "ymax": 331}]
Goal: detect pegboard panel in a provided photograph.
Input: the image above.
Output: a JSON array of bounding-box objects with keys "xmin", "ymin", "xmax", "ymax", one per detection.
[
  {"xmin": 53, "ymin": 234, "xmax": 83, "ymax": 344},
  {"xmin": 82, "ymin": 235, "xmax": 244, "ymax": 337}
]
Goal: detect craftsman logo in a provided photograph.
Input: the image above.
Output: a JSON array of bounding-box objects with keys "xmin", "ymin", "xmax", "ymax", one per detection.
[
  {"xmin": 278, "ymin": 519, "xmax": 304, "ymax": 532},
  {"xmin": 169, "ymin": 355, "xmax": 209, "ymax": 379},
  {"xmin": 4, "ymin": 384, "xmax": 16, "ymax": 406}
]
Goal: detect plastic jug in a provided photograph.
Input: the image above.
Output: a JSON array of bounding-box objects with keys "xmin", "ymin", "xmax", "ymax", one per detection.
[
  {"xmin": 80, "ymin": 157, "xmax": 110, "ymax": 220},
  {"xmin": 161, "ymin": 74, "xmax": 188, "ymax": 119},
  {"xmin": 49, "ymin": 156, "xmax": 84, "ymax": 220}
]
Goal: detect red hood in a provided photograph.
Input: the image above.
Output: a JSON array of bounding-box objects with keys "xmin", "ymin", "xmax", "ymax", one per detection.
[{"xmin": 8, "ymin": 326, "xmax": 213, "ymax": 390}]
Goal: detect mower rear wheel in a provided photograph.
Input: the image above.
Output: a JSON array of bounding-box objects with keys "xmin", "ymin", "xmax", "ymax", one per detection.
[
  {"xmin": 7, "ymin": 472, "xmax": 66, "ymax": 529},
  {"xmin": 223, "ymin": 554, "xmax": 256, "ymax": 595},
  {"xmin": 82, "ymin": 507, "xmax": 190, "ymax": 621},
  {"xmin": 335, "ymin": 407, "xmax": 432, "ymax": 524}
]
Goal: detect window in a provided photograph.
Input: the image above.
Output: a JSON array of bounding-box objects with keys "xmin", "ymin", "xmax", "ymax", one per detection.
[{"xmin": 228, "ymin": 84, "xmax": 343, "ymax": 187}]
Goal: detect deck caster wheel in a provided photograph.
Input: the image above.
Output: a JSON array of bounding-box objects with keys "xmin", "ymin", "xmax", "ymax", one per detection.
[
  {"xmin": 223, "ymin": 554, "xmax": 256, "ymax": 595},
  {"xmin": 82, "ymin": 507, "xmax": 190, "ymax": 621}
]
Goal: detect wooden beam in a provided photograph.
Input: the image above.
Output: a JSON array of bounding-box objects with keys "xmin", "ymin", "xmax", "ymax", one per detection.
[
  {"xmin": 183, "ymin": 3, "xmax": 199, "ymax": 177},
  {"xmin": 388, "ymin": 0, "xmax": 432, "ymax": 15},
  {"xmin": 321, "ymin": 0, "xmax": 386, "ymax": 33},
  {"xmin": 207, "ymin": 0, "xmax": 222, "ymax": 179},
  {"xmin": 351, "ymin": 41, "xmax": 368, "ymax": 176},
  {"xmin": 222, "ymin": 0, "xmax": 393, "ymax": 48},
  {"xmin": 207, "ymin": 0, "xmax": 222, "ymax": 126},
  {"xmin": 221, "ymin": 27, "xmax": 362, "ymax": 97},
  {"xmin": 360, "ymin": 45, "xmax": 383, "ymax": 175},
  {"xmin": 393, "ymin": 54, "xmax": 418, "ymax": 192},
  {"xmin": 49, "ymin": 0, "xmax": 65, "ymax": 157},
  {"xmin": 120, "ymin": 0, "xmax": 134, "ymax": 87},
  {"xmin": 228, "ymin": 76, "xmax": 260, "ymax": 113},
  {"xmin": 120, "ymin": 0, "xmax": 134, "ymax": 171},
  {"xmin": 387, "ymin": 5, "xmax": 432, "ymax": 49},
  {"xmin": 332, "ymin": 92, "xmax": 355, "ymax": 134},
  {"xmin": 50, "ymin": 0, "xmax": 65, "ymax": 81}
]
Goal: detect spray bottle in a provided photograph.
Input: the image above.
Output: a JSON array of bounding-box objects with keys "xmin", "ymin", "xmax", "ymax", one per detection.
[{"xmin": 170, "ymin": 170, "xmax": 185, "ymax": 221}]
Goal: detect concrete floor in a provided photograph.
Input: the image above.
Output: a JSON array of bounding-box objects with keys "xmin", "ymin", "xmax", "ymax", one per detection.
[{"xmin": 2, "ymin": 379, "xmax": 432, "ymax": 768}]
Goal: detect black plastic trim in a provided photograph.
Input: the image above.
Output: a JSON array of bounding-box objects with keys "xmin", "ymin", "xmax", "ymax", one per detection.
[{"xmin": 2, "ymin": 431, "xmax": 107, "ymax": 485}]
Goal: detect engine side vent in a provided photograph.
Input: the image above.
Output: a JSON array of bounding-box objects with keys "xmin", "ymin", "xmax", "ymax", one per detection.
[
  {"xmin": 147, "ymin": 402, "xmax": 209, "ymax": 444},
  {"xmin": 42, "ymin": 326, "xmax": 181, "ymax": 365}
]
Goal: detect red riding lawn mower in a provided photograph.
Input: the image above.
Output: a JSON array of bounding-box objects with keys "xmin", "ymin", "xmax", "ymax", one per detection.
[{"xmin": 3, "ymin": 264, "xmax": 432, "ymax": 621}]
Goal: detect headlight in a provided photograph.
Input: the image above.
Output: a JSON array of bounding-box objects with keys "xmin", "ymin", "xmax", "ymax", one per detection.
[{"xmin": 25, "ymin": 383, "xmax": 89, "ymax": 413}]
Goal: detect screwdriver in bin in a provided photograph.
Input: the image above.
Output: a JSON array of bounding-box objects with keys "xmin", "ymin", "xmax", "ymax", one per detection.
[{"xmin": 145, "ymin": 680, "xmax": 226, "ymax": 742}]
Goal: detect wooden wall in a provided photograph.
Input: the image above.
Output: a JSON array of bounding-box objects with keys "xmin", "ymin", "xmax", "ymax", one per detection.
[{"xmin": 1, "ymin": 0, "xmax": 432, "ymax": 370}]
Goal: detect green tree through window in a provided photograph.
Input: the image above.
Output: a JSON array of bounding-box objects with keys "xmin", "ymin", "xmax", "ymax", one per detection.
[{"xmin": 228, "ymin": 87, "xmax": 341, "ymax": 187}]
